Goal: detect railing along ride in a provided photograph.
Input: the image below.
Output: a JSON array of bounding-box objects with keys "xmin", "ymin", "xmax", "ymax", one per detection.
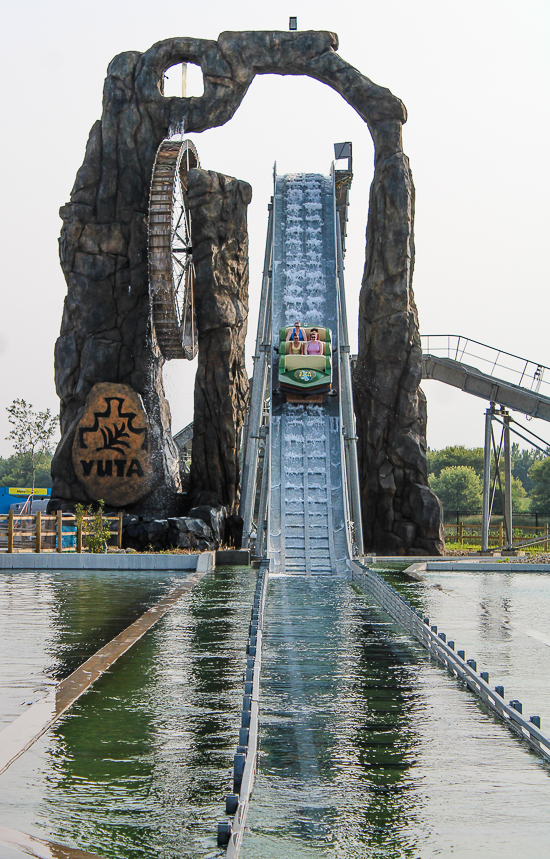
[{"xmin": 421, "ymin": 334, "xmax": 550, "ymax": 399}]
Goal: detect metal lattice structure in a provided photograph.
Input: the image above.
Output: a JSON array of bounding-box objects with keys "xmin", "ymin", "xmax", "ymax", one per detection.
[{"xmin": 148, "ymin": 139, "xmax": 200, "ymax": 360}]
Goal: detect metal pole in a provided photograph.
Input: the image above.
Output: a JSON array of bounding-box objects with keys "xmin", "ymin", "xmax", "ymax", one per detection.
[
  {"xmin": 181, "ymin": 63, "xmax": 187, "ymax": 98},
  {"xmin": 504, "ymin": 411, "xmax": 513, "ymax": 547},
  {"xmin": 255, "ymin": 433, "xmax": 270, "ymax": 557},
  {"xmin": 35, "ymin": 511, "xmax": 41, "ymax": 554},
  {"xmin": 481, "ymin": 406, "xmax": 493, "ymax": 552},
  {"xmin": 240, "ymin": 204, "xmax": 273, "ymax": 546},
  {"xmin": 335, "ymin": 212, "xmax": 363, "ymax": 552}
]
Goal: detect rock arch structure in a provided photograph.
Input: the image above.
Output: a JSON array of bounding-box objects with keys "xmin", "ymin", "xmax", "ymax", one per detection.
[{"xmin": 52, "ymin": 30, "xmax": 443, "ymax": 553}]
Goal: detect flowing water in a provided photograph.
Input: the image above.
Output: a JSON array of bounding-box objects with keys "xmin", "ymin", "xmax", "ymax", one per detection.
[{"xmin": 1, "ymin": 566, "xmax": 550, "ymax": 858}]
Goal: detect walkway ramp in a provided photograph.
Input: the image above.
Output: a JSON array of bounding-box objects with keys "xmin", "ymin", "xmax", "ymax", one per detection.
[{"xmin": 421, "ymin": 334, "xmax": 550, "ymax": 421}]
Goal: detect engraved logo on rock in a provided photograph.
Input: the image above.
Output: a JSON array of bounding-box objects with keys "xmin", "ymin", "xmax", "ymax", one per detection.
[{"xmin": 72, "ymin": 383, "xmax": 153, "ymax": 505}]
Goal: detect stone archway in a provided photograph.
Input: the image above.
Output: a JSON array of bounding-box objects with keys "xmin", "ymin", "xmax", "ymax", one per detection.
[{"xmin": 51, "ymin": 30, "xmax": 443, "ymax": 553}]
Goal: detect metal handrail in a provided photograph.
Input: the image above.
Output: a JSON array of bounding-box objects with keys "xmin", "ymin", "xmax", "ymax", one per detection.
[
  {"xmin": 218, "ymin": 561, "xmax": 269, "ymax": 857},
  {"xmin": 351, "ymin": 561, "xmax": 550, "ymax": 763},
  {"xmin": 421, "ymin": 335, "xmax": 549, "ymax": 396}
]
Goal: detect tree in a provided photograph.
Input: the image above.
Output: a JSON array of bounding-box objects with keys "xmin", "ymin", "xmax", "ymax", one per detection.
[
  {"xmin": 428, "ymin": 443, "xmax": 531, "ymax": 512},
  {"xmin": 511, "ymin": 443, "xmax": 546, "ymax": 494},
  {"xmin": 0, "ymin": 452, "xmax": 53, "ymax": 488},
  {"xmin": 430, "ymin": 466, "xmax": 483, "ymax": 514},
  {"xmin": 491, "ymin": 475, "xmax": 529, "ymax": 514},
  {"xmin": 6, "ymin": 399, "xmax": 58, "ymax": 506},
  {"xmin": 529, "ymin": 458, "xmax": 550, "ymax": 513},
  {"xmin": 427, "ymin": 446, "xmax": 485, "ymax": 479}
]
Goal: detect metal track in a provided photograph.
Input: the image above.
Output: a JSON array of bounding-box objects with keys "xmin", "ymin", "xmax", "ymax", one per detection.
[{"xmin": 266, "ymin": 172, "xmax": 354, "ymax": 575}]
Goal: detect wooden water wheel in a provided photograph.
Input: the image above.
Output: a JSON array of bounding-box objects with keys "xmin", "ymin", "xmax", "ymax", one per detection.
[{"xmin": 148, "ymin": 138, "xmax": 200, "ymax": 359}]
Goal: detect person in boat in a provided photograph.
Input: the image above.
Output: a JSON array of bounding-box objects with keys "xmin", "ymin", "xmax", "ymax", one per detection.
[
  {"xmin": 286, "ymin": 321, "xmax": 305, "ymax": 342},
  {"xmin": 304, "ymin": 328, "xmax": 322, "ymax": 355},
  {"xmin": 290, "ymin": 332, "xmax": 303, "ymax": 354}
]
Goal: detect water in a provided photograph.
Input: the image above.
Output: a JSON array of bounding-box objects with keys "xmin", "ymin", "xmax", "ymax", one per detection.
[
  {"xmin": 2, "ymin": 566, "xmax": 550, "ymax": 858},
  {"xmin": 382, "ymin": 565, "xmax": 550, "ymax": 729},
  {"xmin": 242, "ymin": 574, "xmax": 550, "ymax": 858},
  {"xmin": 0, "ymin": 568, "xmax": 177, "ymax": 728},
  {"xmin": 0, "ymin": 566, "xmax": 256, "ymax": 858}
]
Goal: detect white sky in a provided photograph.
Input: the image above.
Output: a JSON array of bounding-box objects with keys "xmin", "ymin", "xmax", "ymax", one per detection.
[{"xmin": 0, "ymin": 0, "xmax": 549, "ymax": 458}]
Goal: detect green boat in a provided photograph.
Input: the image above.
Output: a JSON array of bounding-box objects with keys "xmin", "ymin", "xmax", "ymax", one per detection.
[{"xmin": 278, "ymin": 326, "xmax": 332, "ymax": 397}]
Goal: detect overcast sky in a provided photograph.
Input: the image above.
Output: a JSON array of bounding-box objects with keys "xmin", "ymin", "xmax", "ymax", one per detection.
[{"xmin": 0, "ymin": 0, "xmax": 548, "ymax": 458}]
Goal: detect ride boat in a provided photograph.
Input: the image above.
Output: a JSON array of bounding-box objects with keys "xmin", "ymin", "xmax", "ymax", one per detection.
[{"xmin": 278, "ymin": 325, "xmax": 332, "ymax": 400}]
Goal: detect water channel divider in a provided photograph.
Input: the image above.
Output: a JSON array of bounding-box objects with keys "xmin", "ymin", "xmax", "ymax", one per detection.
[
  {"xmin": 0, "ymin": 550, "xmax": 215, "ymax": 571},
  {"xmin": 0, "ymin": 567, "xmax": 210, "ymax": 778},
  {"xmin": 350, "ymin": 560, "xmax": 550, "ymax": 764},
  {"xmin": 0, "ymin": 822, "xmax": 108, "ymax": 859},
  {"xmin": 217, "ymin": 559, "xmax": 270, "ymax": 856}
]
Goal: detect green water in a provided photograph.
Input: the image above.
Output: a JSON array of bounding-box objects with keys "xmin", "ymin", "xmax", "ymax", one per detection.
[{"xmin": 0, "ymin": 566, "xmax": 256, "ymax": 858}]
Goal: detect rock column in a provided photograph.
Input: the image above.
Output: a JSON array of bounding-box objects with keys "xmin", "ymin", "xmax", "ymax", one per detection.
[
  {"xmin": 353, "ymin": 151, "xmax": 444, "ymax": 555},
  {"xmin": 187, "ymin": 169, "xmax": 251, "ymax": 513},
  {"xmin": 51, "ymin": 51, "xmax": 181, "ymax": 514}
]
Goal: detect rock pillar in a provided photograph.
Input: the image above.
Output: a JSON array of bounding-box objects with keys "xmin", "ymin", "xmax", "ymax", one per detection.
[
  {"xmin": 353, "ymin": 151, "xmax": 444, "ymax": 555},
  {"xmin": 50, "ymin": 50, "xmax": 181, "ymax": 514},
  {"xmin": 187, "ymin": 169, "xmax": 251, "ymax": 513}
]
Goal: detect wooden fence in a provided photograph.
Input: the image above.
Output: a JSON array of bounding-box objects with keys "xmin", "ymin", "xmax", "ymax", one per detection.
[
  {"xmin": 445, "ymin": 521, "xmax": 550, "ymax": 550},
  {"xmin": 0, "ymin": 510, "xmax": 123, "ymax": 553}
]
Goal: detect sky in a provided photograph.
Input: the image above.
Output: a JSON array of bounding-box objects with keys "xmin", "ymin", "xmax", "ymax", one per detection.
[{"xmin": 0, "ymin": 0, "xmax": 549, "ymax": 458}]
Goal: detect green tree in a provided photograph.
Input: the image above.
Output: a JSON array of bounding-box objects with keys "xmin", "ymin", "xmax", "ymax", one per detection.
[
  {"xmin": 430, "ymin": 466, "xmax": 483, "ymax": 514},
  {"xmin": 5, "ymin": 400, "xmax": 58, "ymax": 505},
  {"xmin": 428, "ymin": 443, "xmax": 532, "ymax": 511},
  {"xmin": 529, "ymin": 458, "xmax": 550, "ymax": 512},
  {"xmin": 491, "ymin": 475, "xmax": 529, "ymax": 514},
  {"xmin": 511, "ymin": 443, "xmax": 546, "ymax": 494},
  {"xmin": 427, "ymin": 446, "xmax": 485, "ymax": 479},
  {"xmin": 0, "ymin": 452, "xmax": 53, "ymax": 488}
]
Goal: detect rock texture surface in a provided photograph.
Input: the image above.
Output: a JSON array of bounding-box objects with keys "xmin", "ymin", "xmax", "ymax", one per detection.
[
  {"xmin": 187, "ymin": 169, "xmax": 251, "ymax": 513},
  {"xmin": 52, "ymin": 50, "xmax": 182, "ymax": 514},
  {"xmin": 52, "ymin": 29, "xmax": 443, "ymax": 551},
  {"xmin": 353, "ymin": 157, "xmax": 444, "ymax": 555},
  {"xmin": 122, "ymin": 514, "xmax": 216, "ymax": 552}
]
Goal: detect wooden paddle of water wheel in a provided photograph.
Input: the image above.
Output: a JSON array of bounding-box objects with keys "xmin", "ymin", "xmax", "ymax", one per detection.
[{"xmin": 148, "ymin": 139, "xmax": 200, "ymax": 360}]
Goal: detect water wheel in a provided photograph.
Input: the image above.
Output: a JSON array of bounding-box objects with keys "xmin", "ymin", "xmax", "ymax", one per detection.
[{"xmin": 148, "ymin": 138, "xmax": 200, "ymax": 360}]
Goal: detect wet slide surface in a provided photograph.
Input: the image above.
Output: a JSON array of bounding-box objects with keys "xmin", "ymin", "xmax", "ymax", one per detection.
[
  {"xmin": 241, "ymin": 575, "xmax": 550, "ymax": 858},
  {"xmin": 268, "ymin": 173, "xmax": 350, "ymax": 575}
]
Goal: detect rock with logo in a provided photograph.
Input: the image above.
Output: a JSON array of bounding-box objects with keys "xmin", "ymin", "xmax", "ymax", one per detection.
[{"xmin": 72, "ymin": 383, "xmax": 153, "ymax": 506}]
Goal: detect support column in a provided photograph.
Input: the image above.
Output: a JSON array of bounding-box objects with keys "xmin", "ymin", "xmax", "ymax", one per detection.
[
  {"xmin": 504, "ymin": 410, "xmax": 513, "ymax": 547},
  {"xmin": 256, "ymin": 432, "xmax": 270, "ymax": 558},
  {"xmin": 240, "ymin": 204, "xmax": 273, "ymax": 547},
  {"xmin": 481, "ymin": 406, "xmax": 494, "ymax": 552}
]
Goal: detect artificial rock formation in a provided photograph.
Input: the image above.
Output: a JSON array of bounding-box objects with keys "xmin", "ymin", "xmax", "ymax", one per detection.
[
  {"xmin": 187, "ymin": 169, "xmax": 251, "ymax": 513},
  {"xmin": 353, "ymin": 158, "xmax": 444, "ymax": 555},
  {"xmin": 52, "ymin": 51, "xmax": 183, "ymax": 514},
  {"xmin": 51, "ymin": 29, "xmax": 443, "ymax": 550}
]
